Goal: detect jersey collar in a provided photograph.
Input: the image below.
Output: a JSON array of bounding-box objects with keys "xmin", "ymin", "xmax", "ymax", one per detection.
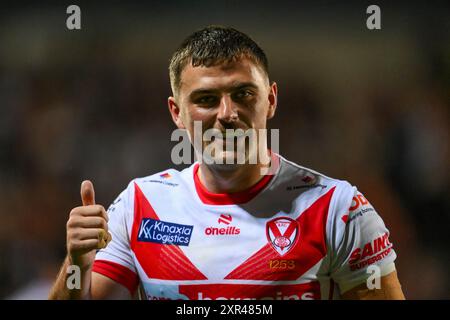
[{"xmin": 193, "ymin": 152, "xmax": 280, "ymax": 205}]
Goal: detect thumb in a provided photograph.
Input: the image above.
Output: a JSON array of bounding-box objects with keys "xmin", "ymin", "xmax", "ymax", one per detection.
[{"xmin": 80, "ymin": 180, "xmax": 95, "ymax": 206}]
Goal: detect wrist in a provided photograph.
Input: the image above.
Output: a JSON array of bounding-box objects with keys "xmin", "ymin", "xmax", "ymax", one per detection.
[{"xmin": 67, "ymin": 254, "xmax": 94, "ymax": 272}]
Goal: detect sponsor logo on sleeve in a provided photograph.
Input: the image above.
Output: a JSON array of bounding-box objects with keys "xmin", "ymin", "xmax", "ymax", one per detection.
[
  {"xmin": 342, "ymin": 192, "xmax": 376, "ymax": 224},
  {"xmin": 349, "ymin": 232, "xmax": 393, "ymax": 271},
  {"xmin": 138, "ymin": 218, "xmax": 193, "ymax": 246},
  {"xmin": 349, "ymin": 193, "xmax": 370, "ymax": 211}
]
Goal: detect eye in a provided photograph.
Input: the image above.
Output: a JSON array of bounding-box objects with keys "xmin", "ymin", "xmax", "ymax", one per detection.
[
  {"xmin": 234, "ymin": 89, "xmax": 254, "ymax": 100},
  {"xmin": 196, "ymin": 95, "xmax": 218, "ymax": 105}
]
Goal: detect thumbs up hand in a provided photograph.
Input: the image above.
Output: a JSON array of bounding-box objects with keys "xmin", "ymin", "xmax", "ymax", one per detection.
[{"xmin": 66, "ymin": 180, "xmax": 112, "ymax": 268}]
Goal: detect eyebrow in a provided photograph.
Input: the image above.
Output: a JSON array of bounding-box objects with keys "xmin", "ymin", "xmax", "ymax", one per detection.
[{"xmin": 189, "ymin": 82, "xmax": 259, "ymax": 99}]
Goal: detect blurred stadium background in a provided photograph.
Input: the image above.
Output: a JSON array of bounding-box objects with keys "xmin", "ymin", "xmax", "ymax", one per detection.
[{"xmin": 0, "ymin": 1, "xmax": 448, "ymax": 299}]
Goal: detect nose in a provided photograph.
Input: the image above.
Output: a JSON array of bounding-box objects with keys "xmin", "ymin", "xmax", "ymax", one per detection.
[{"xmin": 217, "ymin": 95, "xmax": 238, "ymax": 125}]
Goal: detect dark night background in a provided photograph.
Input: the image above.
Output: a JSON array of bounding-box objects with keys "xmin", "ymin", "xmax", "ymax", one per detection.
[{"xmin": 0, "ymin": 1, "xmax": 448, "ymax": 298}]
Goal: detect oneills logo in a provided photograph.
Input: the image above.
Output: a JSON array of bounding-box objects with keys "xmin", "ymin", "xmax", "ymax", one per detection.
[{"xmin": 205, "ymin": 214, "xmax": 240, "ymax": 236}]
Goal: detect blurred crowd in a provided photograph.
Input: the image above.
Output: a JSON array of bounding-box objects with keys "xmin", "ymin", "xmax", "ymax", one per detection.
[{"xmin": 0, "ymin": 1, "xmax": 448, "ymax": 299}]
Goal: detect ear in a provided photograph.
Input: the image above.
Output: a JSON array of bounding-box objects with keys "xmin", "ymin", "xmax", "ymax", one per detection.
[
  {"xmin": 168, "ymin": 96, "xmax": 186, "ymax": 129},
  {"xmin": 267, "ymin": 81, "xmax": 278, "ymax": 119}
]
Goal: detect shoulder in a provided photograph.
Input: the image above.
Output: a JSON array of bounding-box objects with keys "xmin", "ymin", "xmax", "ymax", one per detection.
[
  {"xmin": 277, "ymin": 155, "xmax": 357, "ymax": 234},
  {"xmin": 117, "ymin": 165, "xmax": 195, "ymax": 203},
  {"xmin": 277, "ymin": 154, "xmax": 356, "ymax": 204},
  {"xmin": 106, "ymin": 165, "xmax": 196, "ymax": 223},
  {"xmin": 134, "ymin": 167, "xmax": 187, "ymax": 187}
]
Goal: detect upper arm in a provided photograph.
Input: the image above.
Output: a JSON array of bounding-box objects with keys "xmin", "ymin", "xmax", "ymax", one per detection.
[
  {"xmin": 341, "ymin": 270, "xmax": 405, "ymax": 300},
  {"xmin": 91, "ymin": 272, "xmax": 133, "ymax": 300},
  {"xmin": 328, "ymin": 185, "xmax": 398, "ymax": 295}
]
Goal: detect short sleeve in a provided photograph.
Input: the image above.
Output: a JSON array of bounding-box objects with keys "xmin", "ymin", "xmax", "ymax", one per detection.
[
  {"xmin": 92, "ymin": 183, "xmax": 139, "ymax": 294},
  {"xmin": 330, "ymin": 187, "xmax": 397, "ymax": 294}
]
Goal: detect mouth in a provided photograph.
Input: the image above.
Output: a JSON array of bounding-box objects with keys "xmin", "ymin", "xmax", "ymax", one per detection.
[
  {"xmin": 212, "ymin": 128, "xmax": 249, "ymax": 140},
  {"xmin": 221, "ymin": 132, "xmax": 245, "ymax": 140}
]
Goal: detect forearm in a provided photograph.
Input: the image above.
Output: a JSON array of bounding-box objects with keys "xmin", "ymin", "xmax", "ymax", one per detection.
[
  {"xmin": 341, "ymin": 270, "xmax": 405, "ymax": 300},
  {"xmin": 49, "ymin": 181, "xmax": 113, "ymax": 299},
  {"xmin": 48, "ymin": 256, "xmax": 92, "ymax": 300}
]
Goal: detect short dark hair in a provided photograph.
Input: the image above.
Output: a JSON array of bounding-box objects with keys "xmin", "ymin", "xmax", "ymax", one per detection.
[{"xmin": 169, "ymin": 25, "xmax": 269, "ymax": 96}]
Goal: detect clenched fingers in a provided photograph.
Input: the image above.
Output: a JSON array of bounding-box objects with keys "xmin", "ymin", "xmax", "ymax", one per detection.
[
  {"xmin": 67, "ymin": 216, "xmax": 108, "ymax": 231},
  {"xmin": 69, "ymin": 205, "xmax": 108, "ymax": 221}
]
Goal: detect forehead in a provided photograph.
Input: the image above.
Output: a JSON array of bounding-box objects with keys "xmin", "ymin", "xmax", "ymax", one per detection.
[{"xmin": 179, "ymin": 58, "xmax": 268, "ymax": 94}]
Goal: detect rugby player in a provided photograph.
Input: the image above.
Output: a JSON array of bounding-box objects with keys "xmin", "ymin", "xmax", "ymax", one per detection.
[{"xmin": 49, "ymin": 26, "xmax": 405, "ymax": 300}]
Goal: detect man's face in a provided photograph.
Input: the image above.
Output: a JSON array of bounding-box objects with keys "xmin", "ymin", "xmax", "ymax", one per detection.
[{"xmin": 168, "ymin": 57, "xmax": 277, "ymax": 166}]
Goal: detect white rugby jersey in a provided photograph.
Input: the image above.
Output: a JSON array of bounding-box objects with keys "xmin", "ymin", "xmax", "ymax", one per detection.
[{"xmin": 93, "ymin": 153, "xmax": 397, "ymax": 300}]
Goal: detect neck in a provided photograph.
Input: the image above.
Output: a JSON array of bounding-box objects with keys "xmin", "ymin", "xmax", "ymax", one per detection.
[{"xmin": 197, "ymin": 150, "xmax": 274, "ymax": 193}]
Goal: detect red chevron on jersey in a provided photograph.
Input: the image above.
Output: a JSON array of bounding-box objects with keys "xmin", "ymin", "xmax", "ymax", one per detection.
[
  {"xmin": 225, "ymin": 187, "xmax": 335, "ymax": 281},
  {"xmin": 131, "ymin": 183, "xmax": 207, "ymax": 281},
  {"xmin": 94, "ymin": 153, "xmax": 398, "ymax": 300}
]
